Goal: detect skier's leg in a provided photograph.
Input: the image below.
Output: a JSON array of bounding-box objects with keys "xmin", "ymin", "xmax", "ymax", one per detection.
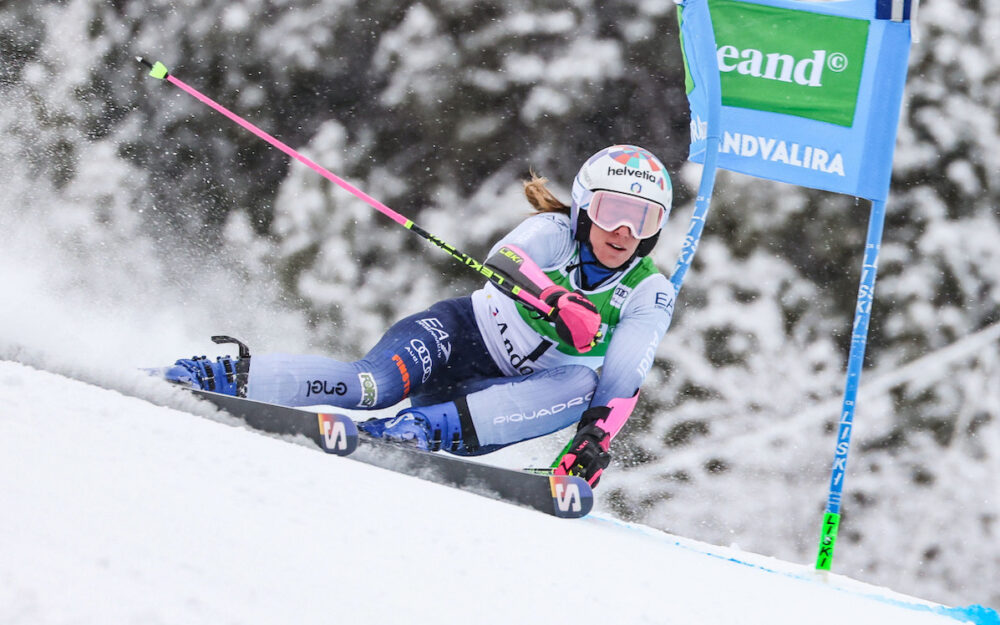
[
  {"xmin": 461, "ymin": 365, "xmax": 598, "ymax": 452},
  {"xmin": 360, "ymin": 365, "xmax": 598, "ymax": 454},
  {"xmin": 245, "ymin": 297, "xmax": 500, "ymax": 408},
  {"xmin": 245, "ymin": 352, "xmax": 390, "ymax": 408}
]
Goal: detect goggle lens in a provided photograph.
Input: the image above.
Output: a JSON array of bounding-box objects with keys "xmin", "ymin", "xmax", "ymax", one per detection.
[{"xmin": 588, "ymin": 191, "xmax": 664, "ymax": 239}]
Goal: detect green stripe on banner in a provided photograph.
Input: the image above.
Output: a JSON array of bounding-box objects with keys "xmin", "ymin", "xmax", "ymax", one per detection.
[{"xmin": 709, "ymin": 0, "xmax": 869, "ymax": 127}]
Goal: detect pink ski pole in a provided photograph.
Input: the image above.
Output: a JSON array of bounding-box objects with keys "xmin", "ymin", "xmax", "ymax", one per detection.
[{"xmin": 137, "ymin": 57, "xmax": 552, "ymax": 317}]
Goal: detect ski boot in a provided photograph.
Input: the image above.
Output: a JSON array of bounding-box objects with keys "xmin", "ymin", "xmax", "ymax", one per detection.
[
  {"xmin": 160, "ymin": 335, "xmax": 251, "ymax": 397},
  {"xmin": 358, "ymin": 401, "xmax": 467, "ymax": 452}
]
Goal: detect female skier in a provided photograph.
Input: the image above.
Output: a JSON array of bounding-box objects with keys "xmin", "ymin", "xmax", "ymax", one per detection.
[{"xmin": 164, "ymin": 145, "xmax": 676, "ymax": 486}]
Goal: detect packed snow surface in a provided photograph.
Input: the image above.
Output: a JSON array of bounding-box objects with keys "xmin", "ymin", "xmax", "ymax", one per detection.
[{"xmin": 1, "ymin": 360, "xmax": 993, "ymax": 625}]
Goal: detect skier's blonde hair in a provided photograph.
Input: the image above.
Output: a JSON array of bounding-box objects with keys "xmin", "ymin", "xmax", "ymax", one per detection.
[{"xmin": 523, "ymin": 172, "xmax": 570, "ymax": 216}]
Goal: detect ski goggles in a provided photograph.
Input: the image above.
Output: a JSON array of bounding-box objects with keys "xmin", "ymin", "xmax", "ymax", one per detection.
[{"xmin": 587, "ymin": 190, "xmax": 665, "ymax": 239}]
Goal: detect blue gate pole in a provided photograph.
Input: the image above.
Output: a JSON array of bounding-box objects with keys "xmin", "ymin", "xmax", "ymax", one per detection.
[
  {"xmin": 670, "ymin": 140, "xmax": 719, "ymax": 294},
  {"xmin": 815, "ymin": 198, "xmax": 887, "ymax": 571},
  {"xmin": 671, "ymin": 0, "xmax": 722, "ymax": 296}
]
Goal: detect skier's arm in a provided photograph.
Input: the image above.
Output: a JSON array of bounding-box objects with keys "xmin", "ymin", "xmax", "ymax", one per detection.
[
  {"xmin": 482, "ymin": 212, "xmax": 572, "ymax": 302},
  {"xmin": 483, "ymin": 214, "xmax": 601, "ymax": 352},
  {"xmin": 593, "ymin": 274, "xmax": 675, "ymax": 408},
  {"xmin": 555, "ymin": 277, "xmax": 675, "ymax": 485},
  {"xmin": 488, "ymin": 212, "xmax": 575, "ymax": 263}
]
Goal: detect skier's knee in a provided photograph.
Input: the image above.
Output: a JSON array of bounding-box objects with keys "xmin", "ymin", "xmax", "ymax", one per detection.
[
  {"xmin": 347, "ymin": 355, "xmax": 407, "ymax": 409},
  {"xmin": 554, "ymin": 365, "xmax": 598, "ymax": 394}
]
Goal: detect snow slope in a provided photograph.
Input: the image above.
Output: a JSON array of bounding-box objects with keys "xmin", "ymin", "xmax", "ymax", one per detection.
[{"xmin": 1, "ymin": 360, "xmax": 995, "ymax": 625}]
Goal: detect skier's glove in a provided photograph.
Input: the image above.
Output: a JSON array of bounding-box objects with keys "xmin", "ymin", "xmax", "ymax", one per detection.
[
  {"xmin": 556, "ymin": 408, "xmax": 612, "ymax": 487},
  {"xmin": 540, "ymin": 286, "xmax": 601, "ymax": 353}
]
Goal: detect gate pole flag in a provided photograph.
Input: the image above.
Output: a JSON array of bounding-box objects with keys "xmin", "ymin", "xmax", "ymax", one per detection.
[{"xmin": 675, "ymin": 0, "xmax": 914, "ymax": 572}]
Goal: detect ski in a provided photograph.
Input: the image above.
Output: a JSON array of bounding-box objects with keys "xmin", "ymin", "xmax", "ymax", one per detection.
[
  {"xmin": 191, "ymin": 389, "xmax": 359, "ymax": 456},
  {"xmin": 189, "ymin": 390, "xmax": 593, "ymax": 519}
]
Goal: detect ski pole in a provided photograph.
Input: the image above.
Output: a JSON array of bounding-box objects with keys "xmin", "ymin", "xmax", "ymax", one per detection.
[{"xmin": 136, "ymin": 57, "xmax": 553, "ymax": 316}]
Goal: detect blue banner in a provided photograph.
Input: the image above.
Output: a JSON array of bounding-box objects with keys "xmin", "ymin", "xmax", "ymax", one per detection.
[{"xmin": 679, "ymin": 0, "xmax": 913, "ymax": 202}]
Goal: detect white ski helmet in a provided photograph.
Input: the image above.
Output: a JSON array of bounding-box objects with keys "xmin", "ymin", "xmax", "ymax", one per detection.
[{"xmin": 570, "ymin": 145, "xmax": 673, "ymax": 257}]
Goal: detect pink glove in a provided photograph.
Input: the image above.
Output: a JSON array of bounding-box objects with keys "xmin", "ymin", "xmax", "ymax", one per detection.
[
  {"xmin": 552, "ymin": 394, "xmax": 640, "ymax": 488},
  {"xmin": 540, "ymin": 286, "xmax": 602, "ymax": 353},
  {"xmin": 553, "ymin": 418, "xmax": 610, "ymax": 487}
]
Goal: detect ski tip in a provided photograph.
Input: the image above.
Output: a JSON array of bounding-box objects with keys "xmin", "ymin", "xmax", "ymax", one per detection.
[
  {"xmin": 548, "ymin": 474, "xmax": 594, "ymax": 519},
  {"xmin": 316, "ymin": 413, "xmax": 359, "ymax": 456}
]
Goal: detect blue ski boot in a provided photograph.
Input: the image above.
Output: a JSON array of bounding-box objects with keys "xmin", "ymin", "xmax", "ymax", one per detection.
[
  {"xmin": 163, "ymin": 355, "xmax": 247, "ymax": 396},
  {"xmin": 358, "ymin": 402, "xmax": 469, "ymax": 453},
  {"xmin": 158, "ymin": 335, "xmax": 250, "ymax": 397}
]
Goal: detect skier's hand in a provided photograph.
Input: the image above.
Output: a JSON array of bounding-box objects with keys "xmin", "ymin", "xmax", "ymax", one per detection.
[
  {"xmin": 555, "ymin": 419, "xmax": 611, "ymax": 487},
  {"xmin": 541, "ymin": 286, "xmax": 601, "ymax": 353}
]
